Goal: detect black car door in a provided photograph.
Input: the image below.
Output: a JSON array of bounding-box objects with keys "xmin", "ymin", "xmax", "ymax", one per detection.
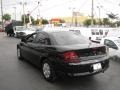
[
  {"xmin": 20, "ymin": 33, "xmax": 37, "ymax": 61},
  {"xmin": 26, "ymin": 32, "xmax": 51, "ymax": 66}
]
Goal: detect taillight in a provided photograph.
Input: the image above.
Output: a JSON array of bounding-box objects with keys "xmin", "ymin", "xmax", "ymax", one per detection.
[{"xmin": 62, "ymin": 51, "xmax": 80, "ymax": 63}]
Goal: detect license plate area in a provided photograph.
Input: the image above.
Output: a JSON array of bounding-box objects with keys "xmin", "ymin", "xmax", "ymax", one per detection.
[{"xmin": 93, "ymin": 63, "xmax": 102, "ymax": 71}]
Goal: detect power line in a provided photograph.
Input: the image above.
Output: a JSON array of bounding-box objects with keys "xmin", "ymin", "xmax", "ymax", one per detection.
[
  {"xmin": 99, "ymin": 0, "xmax": 120, "ymax": 9},
  {"xmin": 96, "ymin": 0, "xmax": 111, "ymax": 14},
  {"xmin": 96, "ymin": 0, "xmax": 120, "ymax": 20},
  {"xmin": 38, "ymin": 0, "xmax": 77, "ymax": 12},
  {"xmin": 78, "ymin": 0, "xmax": 89, "ymax": 10},
  {"xmin": 104, "ymin": 0, "xmax": 118, "ymax": 6},
  {"xmin": 28, "ymin": 4, "xmax": 40, "ymax": 14}
]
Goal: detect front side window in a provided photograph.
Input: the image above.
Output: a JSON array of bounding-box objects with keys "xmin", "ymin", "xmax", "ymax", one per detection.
[{"xmin": 26, "ymin": 33, "xmax": 36, "ymax": 42}]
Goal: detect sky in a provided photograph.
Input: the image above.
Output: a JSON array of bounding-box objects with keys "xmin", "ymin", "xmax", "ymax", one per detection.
[{"xmin": 1, "ymin": 0, "xmax": 120, "ymax": 20}]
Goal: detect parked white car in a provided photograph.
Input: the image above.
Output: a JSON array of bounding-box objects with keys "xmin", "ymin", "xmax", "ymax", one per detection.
[
  {"xmin": 106, "ymin": 30, "xmax": 120, "ymax": 38},
  {"xmin": 100, "ymin": 37, "xmax": 120, "ymax": 59},
  {"xmin": 13, "ymin": 26, "xmax": 26, "ymax": 37},
  {"xmin": 15, "ymin": 27, "xmax": 36, "ymax": 38}
]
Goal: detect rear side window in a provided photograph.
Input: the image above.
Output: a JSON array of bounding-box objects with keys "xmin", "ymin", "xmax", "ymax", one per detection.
[{"xmin": 35, "ymin": 33, "xmax": 51, "ymax": 45}]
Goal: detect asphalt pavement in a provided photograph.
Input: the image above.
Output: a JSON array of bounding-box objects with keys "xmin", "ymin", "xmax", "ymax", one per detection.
[{"xmin": 0, "ymin": 32, "xmax": 120, "ymax": 90}]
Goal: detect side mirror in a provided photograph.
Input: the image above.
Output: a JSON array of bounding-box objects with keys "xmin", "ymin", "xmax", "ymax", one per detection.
[{"xmin": 21, "ymin": 38, "xmax": 26, "ymax": 42}]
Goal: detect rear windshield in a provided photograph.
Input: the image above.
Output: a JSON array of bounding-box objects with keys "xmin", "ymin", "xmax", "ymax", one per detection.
[{"xmin": 50, "ymin": 31, "xmax": 90, "ymax": 45}]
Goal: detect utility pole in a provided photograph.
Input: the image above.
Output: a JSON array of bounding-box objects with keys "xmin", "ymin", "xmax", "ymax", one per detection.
[
  {"xmin": 20, "ymin": 2, "xmax": 27, "ymax": 26},
  {"xmin": 13, "ymin": 7, "xmax": 16, "ymax": 20},
  {"xmin": 69, "ymin": 7, "xmax": 75, "ymax": 26},
  {"xmin": 23, "ymin": 3, "xmax": 25, "ymax": 26},
  {"xmin": 91, "ymin": 0, "xmax": 94, "ymax": 26},
  {"xmin": 13, "ymin": 7, "xmax": 16, "ymax": 26},
  {"xmin": 1, "ymin": 0, "xmax": 4, "ymax": 29},
  {"xmin": 37, "ymin": 1, "xmax": 41, "ymax": 19}
]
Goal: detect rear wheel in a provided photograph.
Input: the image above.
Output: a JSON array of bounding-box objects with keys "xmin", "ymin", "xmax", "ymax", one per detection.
[
  {"xmin": 17, "ymin": 47, "xmax": 23, "ymax": 60},
  {"xmin": 42, "ymin": 60, "xmax": 57, "ymax": 82}
]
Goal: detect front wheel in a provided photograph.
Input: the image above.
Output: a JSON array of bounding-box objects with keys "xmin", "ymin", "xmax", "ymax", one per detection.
[
  {"xmin": 17, "ymin": 47, "xmax": 23, "ymax": 60},
  {"xmin": 42, "ymin": 60, "xmax": 57, "ymax": 82}
]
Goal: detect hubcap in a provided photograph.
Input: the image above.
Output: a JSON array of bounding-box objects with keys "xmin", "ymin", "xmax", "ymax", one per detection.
[
  {"xmin": 17, "ymin": 48, "xmax": 20, "ymax": 58},
  {"xmin": 43, "ymin": 63, "xmax": 51, "ymax": 78}
]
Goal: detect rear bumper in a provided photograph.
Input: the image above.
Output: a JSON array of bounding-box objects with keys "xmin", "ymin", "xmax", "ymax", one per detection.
[{"xmin": 55, "ymin": 58, "xmax": 109, "ymax": 76}]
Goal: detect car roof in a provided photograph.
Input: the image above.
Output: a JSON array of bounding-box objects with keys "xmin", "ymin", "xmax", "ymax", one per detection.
[
  {"xmin": 38, "ymin": 30, "xmax": 71, "ymax": 34},
  {"xmin": 42, "ymin": 27, "xmax": 70, "ymax": 32},
  {"xmin": 103, "ymin": 37, "xmax": 120, "ymax": 41},
  {"xmin": 107, "ymin": 30, "xmax": 120, "ymax": 37},
  {"xmin": 37, "ymin": 30, "xmax": 82, "ymax": 37}
]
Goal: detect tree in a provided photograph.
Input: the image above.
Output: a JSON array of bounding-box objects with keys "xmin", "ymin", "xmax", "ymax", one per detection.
[
  {"xmin": 33, "ymin": 19, "xmax": 49, "ymax": 25},
  {"xmin": 41, "ymin": 19, "xmax": 49, "ymax": 25},
  {"xmin": 21, "ymin": 14, "xmax": 34, "ymax": 25},
  {"xmin": 102, "ymin": 18, "xmax": 110, "ymax": 26},
  {"xmin": 107, "ymin": 13, "xmax": 118, "ymax": 20},
  {"xmin": 106, "ymin": 13, "xmax": 119, "ymax": 27},
  {"xmin": 115, "ymin": 21, "xmax": 120, "ymax": 27},
  {"xmin": 33, "ymin": 19, "xmax": 40, "ymax": 25},
  {"xmin": 83, "ymin": 19, "xmax": 96, "ymax": 27},
  {"xmin": 2, "ymin": 14, "xmax": 11, "ymax": 21}
]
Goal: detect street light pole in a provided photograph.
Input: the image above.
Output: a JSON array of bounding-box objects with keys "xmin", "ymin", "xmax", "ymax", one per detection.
[
  {"xmin": 97, "ymin": 5, "xmax": 102, "ymax": 25},
  {"xmin": 91, "ymin": 0, "xmax": 94, "ymax": 26},
  {"xmin": 74, "ymin": 12, "xmax": 78, "ymax": 27},
  {"xmin": 97, "ymin": 6, "xmax": 101, "ymax": 25},
  {"xmin": 72, "ymin": 11, "xmax": 74, "ymax": 26},
  {"xmin": 1, "ymin": 0, "xmax": 4, "ymax": 29}
]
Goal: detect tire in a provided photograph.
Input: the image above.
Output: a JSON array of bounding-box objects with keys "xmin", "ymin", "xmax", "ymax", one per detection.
[
  {"xmin": 42, "ymin": 60, "xmax": 57, "ymax": 82},
  {"xmin": 17, "ymin": 47, "xmax": 23, "ymax": 60}
]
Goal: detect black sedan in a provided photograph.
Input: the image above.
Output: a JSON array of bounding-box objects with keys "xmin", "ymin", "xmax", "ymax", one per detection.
[{"xmin": 17, "ymin": 31, "xmax": 109, "ymax": 81}]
